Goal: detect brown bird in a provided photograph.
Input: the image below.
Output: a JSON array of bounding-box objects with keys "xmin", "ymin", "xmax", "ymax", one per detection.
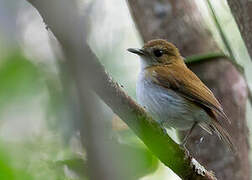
[{"xmin": 128, "ymin": 39, "xmax": 234, "ymax": 151}]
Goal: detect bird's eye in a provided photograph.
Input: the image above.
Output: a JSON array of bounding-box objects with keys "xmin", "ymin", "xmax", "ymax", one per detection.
[{"xmin": 153, "ymin": 49, "xmax": 163, "ymax": 57}]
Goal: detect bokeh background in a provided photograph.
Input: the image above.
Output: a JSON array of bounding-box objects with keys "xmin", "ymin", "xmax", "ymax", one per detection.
[{"xmin": 0, "ymin": 0, "xmax": 251, "ymax": 179}]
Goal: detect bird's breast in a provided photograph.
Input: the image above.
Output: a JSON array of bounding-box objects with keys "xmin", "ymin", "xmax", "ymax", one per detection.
[{"xmin": 136, "ymin": 70, "xmax": 208, "ymax": 130}]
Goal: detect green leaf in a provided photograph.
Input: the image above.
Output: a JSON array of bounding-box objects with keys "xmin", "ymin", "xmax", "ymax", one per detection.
[
  {"xmin": 0, "ymin": 146, "xmax": 33, "ymax": 180},
  {"xmin": 0, "ymin": 53, "xmax": 42, "ymax": 109},
  {"xmin": 112, "ymin": 130, "xmax": 159, "ymax": 179},
  {"xmin": 55, "ymin": 158, "xmax": 88, "ymax": 179}
]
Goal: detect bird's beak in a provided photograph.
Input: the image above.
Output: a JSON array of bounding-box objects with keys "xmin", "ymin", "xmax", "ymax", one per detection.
[{"xmin": 127, "ymin": 48, "xmax": 146, "ymax": 56}]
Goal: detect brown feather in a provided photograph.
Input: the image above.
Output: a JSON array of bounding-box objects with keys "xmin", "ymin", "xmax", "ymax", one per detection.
[
  {"xmin": 131, "ymin": 39, "xmax": 234, "ymax": 151},
  {"xmin": 146, "ymin": 60, "xmax": 231, "ymax": 125}
]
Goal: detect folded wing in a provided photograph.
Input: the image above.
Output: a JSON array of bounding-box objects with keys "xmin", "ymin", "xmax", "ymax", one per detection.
[{"xmin": 147, "ymin": 63, "xmax": 230, "ymax": 124}]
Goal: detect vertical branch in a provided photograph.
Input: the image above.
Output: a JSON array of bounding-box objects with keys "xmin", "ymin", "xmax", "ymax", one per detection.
[
  {"xmin": 225, "ymin": 0, "xmax": 252, "ymax": 62},
  {"xmin": 27, "ymin": 0, "xmax": 120, "ymax": 179},
  {"xmin": 206, "ymin": 0, "xmax": 234, "ymax": 59}
]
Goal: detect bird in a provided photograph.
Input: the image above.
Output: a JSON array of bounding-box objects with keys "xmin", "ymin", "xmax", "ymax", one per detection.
[{"xmin": 127, "ymin": 39, "xmax": 234, "ymax": 151}]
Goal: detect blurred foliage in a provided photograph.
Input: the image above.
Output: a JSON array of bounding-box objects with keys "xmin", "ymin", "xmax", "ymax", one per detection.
[
  {"xmin": 55, "ymin": 158, "xmax": 88, "ymax": 179},
  {"xmin": 44, "ymin": 64, "xmax": 75, "ymax": 142},
  {"xmin": 112, "ymin": 129, "xmax": 159, "ymax": 179},
  {"xmin": 56, "ymin": 129, "xmax": 159, "ymax": 180},
  {"xmin": 0, "ymin": 53, "xmax": 70, "ymax": 179},
  {"xmin": 0, "ymin": 52, "xmax": 159, "ymax": 180},
  {"xmin": 0, "ymin": 0, "xmax": 250, "ymax": 179},
  {"xmin": 0, "ymin": 145, "xmax": 33, "ymax": 180},
  {"xmin": 0, "ymin": 53, "xmax": 42, "ymax": 111},
  {"xmin": 2, "ymin": 138, "xmax": 72, "ymax": 180}
]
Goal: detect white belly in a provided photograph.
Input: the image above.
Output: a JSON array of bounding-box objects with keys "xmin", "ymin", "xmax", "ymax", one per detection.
[{"xmin": 136, "ymin": 71, "xmax": 210, "ymax": 130}]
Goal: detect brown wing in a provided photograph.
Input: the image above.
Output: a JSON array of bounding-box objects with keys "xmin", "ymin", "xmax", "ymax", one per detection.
[{"xmin": 147, "ymin": 63, "xmax": 230, "ymax": 124}]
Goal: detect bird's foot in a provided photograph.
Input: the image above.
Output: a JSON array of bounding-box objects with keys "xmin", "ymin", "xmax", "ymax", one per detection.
[{"xmin": 179, "ymin": 142, "xmax": 190, "ymax": 156}]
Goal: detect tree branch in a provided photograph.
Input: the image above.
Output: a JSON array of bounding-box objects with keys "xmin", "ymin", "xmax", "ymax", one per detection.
[{"xmin": 26, "ymin": 0, "xmax": 217, "ymax": 179}]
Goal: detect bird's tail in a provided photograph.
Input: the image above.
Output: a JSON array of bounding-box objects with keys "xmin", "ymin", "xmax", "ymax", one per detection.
[{"xmin": 210, "ymin": 121, "xmax": 236, "ymax": 153}]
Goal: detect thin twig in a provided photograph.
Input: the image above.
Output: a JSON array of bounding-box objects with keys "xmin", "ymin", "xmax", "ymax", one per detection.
[{"xmin": 206, "ymin": 0, "xmax": 252, "ymax": 104}]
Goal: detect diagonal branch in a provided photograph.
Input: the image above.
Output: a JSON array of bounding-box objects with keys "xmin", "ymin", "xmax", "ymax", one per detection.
[{"xmin": 26, "ymin": 0, "xmax": 217, "ymax": 179}]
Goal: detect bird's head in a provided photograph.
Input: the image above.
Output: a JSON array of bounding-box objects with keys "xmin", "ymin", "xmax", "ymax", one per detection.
[{"xmin": 128, "ymin": 39, "xmax": 182, "ymax": 68}]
